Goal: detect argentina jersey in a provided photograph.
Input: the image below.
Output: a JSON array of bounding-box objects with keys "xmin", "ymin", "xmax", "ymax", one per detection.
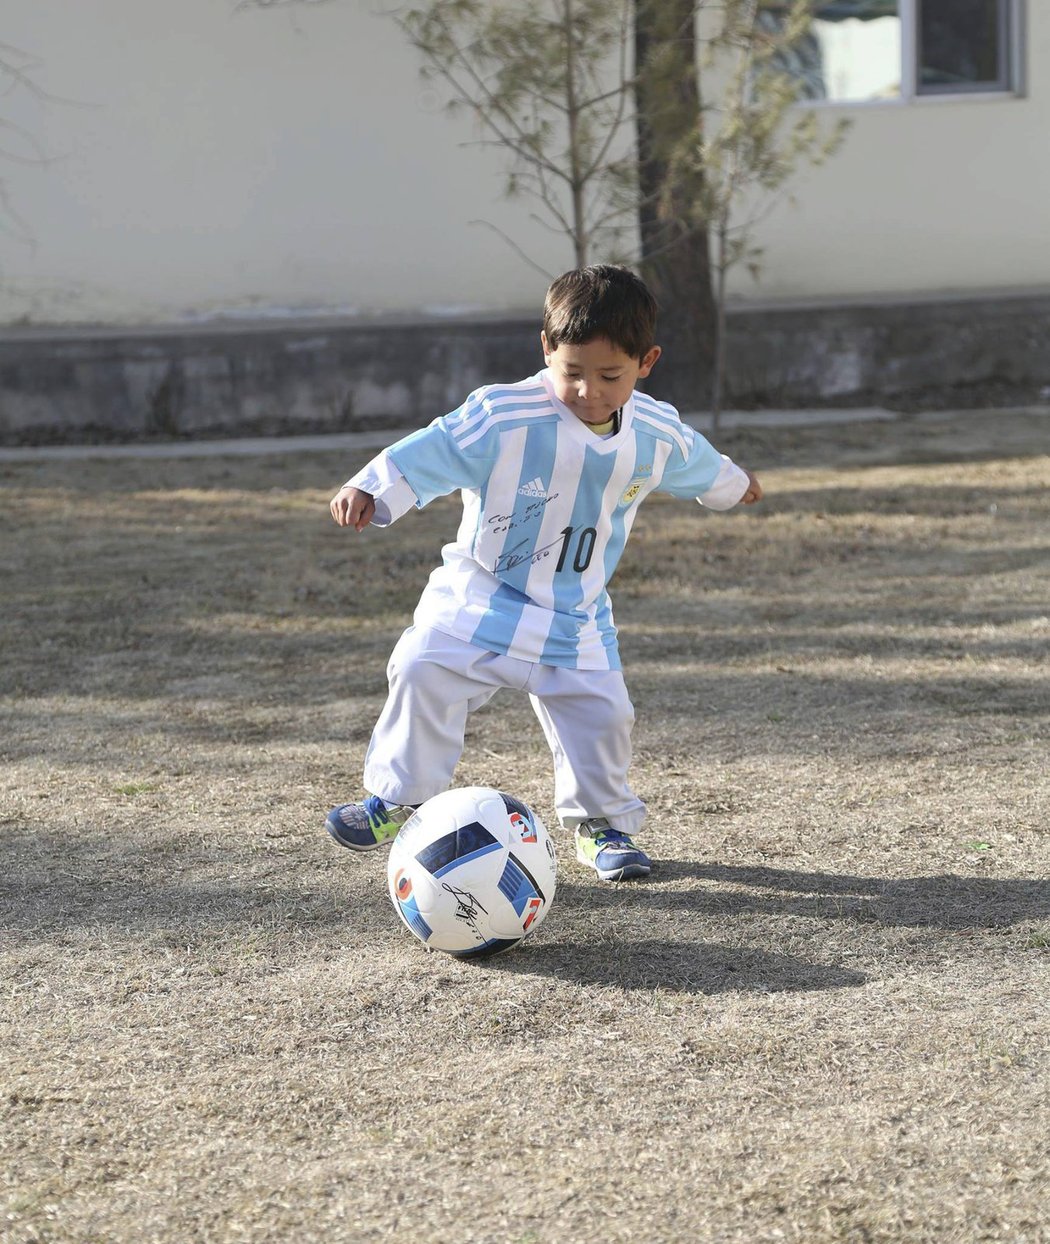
[{"xmin": 356, "ymin": 371, "xmax": 731, "ymax": 671}]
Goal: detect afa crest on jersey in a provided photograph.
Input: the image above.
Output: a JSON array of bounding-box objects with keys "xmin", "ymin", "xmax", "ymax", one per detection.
[
  {"xmin": 619, "ymin": 462, "xmax": 653, "ymax": 508},
  {"xmin": 619, "ymin": 479, "xmax": 645, "ymax": 507}
]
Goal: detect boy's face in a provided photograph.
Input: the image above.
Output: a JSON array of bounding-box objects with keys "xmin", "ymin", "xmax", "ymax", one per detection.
[{"xmin": 541, "ymin": 334, "xmax": 661, "ymax": 427}]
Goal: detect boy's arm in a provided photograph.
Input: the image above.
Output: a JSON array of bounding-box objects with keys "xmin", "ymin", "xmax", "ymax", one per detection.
[
  {"xmin": 697, "ymin": 457, "xmax": 763, "ymax": 510},
  {"xmin": 330, "ymin": 450, "xmax": 418, "ymax": 530},
  {"xmin": 329, "ymin": 391, "xmax": 499, "ymax": 532},
  {"xmin": 654, "ymin": 418, "xmax": 763, "ymax": 510}
]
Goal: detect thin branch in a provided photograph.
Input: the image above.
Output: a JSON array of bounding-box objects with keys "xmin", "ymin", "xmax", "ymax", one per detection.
[
  {"xmin": 528, "ymin": 210, "xmax": 572, "ymax": 237},
  {"xmin": 585, "ymin": 200, "xmax": 635, "ymax": 237},
  {"xmin": 579, "ymin": 0, "xmax": 634, "ymax": 182},
  {"xmin": 457, "ymin": 136, "xmax": 571, "ymax": 188},
  {"xmin": 0, "ymin": 43, "xmax": 91, "ymax": 111},
  {"xmin": 233, "ymin": 0, "xmax": 337, "ymax": 9},
  {"xmin": 0, "ymin": 177, "xmax": 34, "ymax": 243},
  {"xmin": 467, "ymin": 218, "xmax": 557, "ymax": 279},
  {"xmin": 530, "ymin": 161, "xmax": 575, "ymax": 237},
  {"xmin": 415, "ymin": 9, "xmax": 569, "ymax": 183}
]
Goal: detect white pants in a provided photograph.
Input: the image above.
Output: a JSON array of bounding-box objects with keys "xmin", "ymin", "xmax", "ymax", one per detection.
[{"xmin": 362, "ymin": 625, "xmax": 645, "ymax": 835}]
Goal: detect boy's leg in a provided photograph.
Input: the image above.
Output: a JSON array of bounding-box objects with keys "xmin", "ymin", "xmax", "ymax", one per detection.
[
  {"xmin": 362, "ymin": 625, "xmax": 503, "ymax": 806},
  {"xmin": 526, "ymin": 666, "xmax": 650, "ymax": 880},
  {"xmin": 526, "ymin": 665, "xmax": 646, "ymax": 835},
  {"xmin": 329, "ymin": 626, "xmax": 509, "ymax": 850}
]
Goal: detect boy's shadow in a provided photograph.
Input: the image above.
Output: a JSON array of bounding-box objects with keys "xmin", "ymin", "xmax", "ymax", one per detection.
[
  {"xmin": 658, "ymin": 861, "xmax": 1050, "ymax": 929},
  {"xmin": 488, "ymin": 862, "xmax": 1048, "ymax": 994}
]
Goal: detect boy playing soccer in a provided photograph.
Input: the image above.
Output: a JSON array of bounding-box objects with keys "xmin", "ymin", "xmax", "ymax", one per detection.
[{"xmin": 327, "ymin": 265, "xmax": 762, "ymax": 881}]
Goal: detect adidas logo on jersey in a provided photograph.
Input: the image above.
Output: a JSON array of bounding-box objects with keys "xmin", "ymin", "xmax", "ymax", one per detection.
[{"xmin": 518, "ymin": 477, "xmax": 548, "ymax": 498}]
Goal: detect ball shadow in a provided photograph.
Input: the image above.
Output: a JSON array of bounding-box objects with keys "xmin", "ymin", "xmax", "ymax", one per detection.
[{"xmin": 484, "ymin": 936, "xmax": 866, "ymax": 995}]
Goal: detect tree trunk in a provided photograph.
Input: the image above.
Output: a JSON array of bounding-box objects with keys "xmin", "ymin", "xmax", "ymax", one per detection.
[
  {"xmin": 634, "ymin": 0, "xmax": 717, "ymax": 414},
  {"xmin": 712, "ymin": 217, "xmax": 729, "ymax": 431}
]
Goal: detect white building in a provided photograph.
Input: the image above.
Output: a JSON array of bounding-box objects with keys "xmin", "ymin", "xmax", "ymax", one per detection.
[{"xmin": 0, "ymin": 0, "xmax": 1042, "ymax": 327}]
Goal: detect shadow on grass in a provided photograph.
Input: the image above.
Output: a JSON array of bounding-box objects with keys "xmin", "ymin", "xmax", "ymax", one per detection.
[
  {"xmin": 0, "ymin": 826, "xmax": 394, "ymax": 942},
  {"xmin": 486, "ymin": 937, "xmax": 867, "ymax": 995},
  {"xmin": 4, "ymin": 832, "xmax": 1044, "ymax": 981},
  {"xmin": 655, "ymin": 862, "xmax": 1050, "ymax": 929}
]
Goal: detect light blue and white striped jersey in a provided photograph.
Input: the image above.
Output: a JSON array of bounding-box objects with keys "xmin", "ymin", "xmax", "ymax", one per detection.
[{"xmin": 348, "ymin": 370, "xmax": 747, "ymax": 670}]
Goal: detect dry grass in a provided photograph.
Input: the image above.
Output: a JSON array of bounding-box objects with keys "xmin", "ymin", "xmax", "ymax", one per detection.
[{"xmin": 1, "ymin": 409, "xmax": 1048, "ymax": 1243}]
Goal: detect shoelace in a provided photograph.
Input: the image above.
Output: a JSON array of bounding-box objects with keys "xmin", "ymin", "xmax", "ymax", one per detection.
[
  {"xmin": 363, "ymin": 794, "xmax": 394, "ymax": 830},
  {"xmin": 583, "ymin": 826, "xmax": 633, "ymax": 850},
  {"xmin": 595, "ymin": 833, "xmax": 633, "ymax": 850}
]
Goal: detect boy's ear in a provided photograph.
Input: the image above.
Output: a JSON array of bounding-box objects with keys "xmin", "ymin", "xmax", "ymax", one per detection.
[
  {"xmin": 637, "ymin": 345, "xmax": 662, "ymax": 378},
  {"xmin": 540, "ymin": 331, "xmax": 551, "ymax": 359}
]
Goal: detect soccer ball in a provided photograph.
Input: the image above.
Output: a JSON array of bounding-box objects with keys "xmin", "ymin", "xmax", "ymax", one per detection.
[{"xmin": 387, "ymin": 787, "xmax": 557, "ymax": 958}]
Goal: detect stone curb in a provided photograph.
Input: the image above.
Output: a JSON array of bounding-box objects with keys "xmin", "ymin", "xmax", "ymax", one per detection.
[{"xmin": 0, "ymin": 408, "xmax": 901, "ymax": 463}]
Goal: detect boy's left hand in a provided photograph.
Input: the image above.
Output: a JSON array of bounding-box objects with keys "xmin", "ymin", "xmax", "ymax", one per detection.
[{"xmin": 740, "ymin": 469, "xmax": 763, "ymax": 505}]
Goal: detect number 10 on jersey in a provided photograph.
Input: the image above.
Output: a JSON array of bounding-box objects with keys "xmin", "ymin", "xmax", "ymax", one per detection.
[{"xmin": 555, "ymin": 526, "xmax": 597, "ymax": 573}]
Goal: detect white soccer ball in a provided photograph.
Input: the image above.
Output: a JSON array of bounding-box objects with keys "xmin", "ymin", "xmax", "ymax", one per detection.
[{"xmin": 387, "ymin": 787, "xmax": 557, "ymax": 958}]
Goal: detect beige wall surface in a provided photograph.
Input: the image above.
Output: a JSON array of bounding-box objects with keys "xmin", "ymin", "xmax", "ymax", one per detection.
[
  {"xmin": 1, "ymin": 0, "xmax": 1046, "ymax": 326},
  {"xmin": 747, "ymin": 4, "xmax": 1049, "ymax": 301},
  {"xmin": 0, "ymin": 0, "xmax": 561, "ymax": 324}
]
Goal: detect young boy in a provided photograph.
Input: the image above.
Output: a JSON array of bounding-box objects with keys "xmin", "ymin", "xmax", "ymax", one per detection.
[{"xmin": 327, "ymin": 265, "xmax": 762, "ymax": 881}]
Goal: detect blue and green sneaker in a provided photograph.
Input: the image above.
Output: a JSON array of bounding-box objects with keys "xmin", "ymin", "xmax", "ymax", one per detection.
[
  {"xmin": 574, "ymin": 819, "xmax": 651, "ymax": 881},
  {"xmin": 326, "ymin": 795, "xmax": 416, "ymax": 851}
]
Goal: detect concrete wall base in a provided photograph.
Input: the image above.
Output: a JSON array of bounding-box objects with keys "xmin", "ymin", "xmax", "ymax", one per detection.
[{"xmin": 3, "ymin": 291, "xmax": 1049, "ymax": 445}]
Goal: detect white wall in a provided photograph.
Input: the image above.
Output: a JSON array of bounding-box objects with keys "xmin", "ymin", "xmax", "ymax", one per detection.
[
  {"xmin": 1, "ymin": 0, "xmax": 1047, "ymax": 325},
  {"xmin": 0, "ymin": 0, "xmax": 562, "ymax": 324}
]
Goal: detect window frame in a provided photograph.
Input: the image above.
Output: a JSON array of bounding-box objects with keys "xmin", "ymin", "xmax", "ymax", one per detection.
[{"xmin": 797, "ymin": 0, "xmax": 1026, "ymax": 108}]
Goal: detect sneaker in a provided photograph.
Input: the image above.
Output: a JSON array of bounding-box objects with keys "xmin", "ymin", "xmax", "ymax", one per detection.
[
  {"xmin": 574, "ymin": 818, "xmax": 652, "ymax": 881},
  {"xmin": 326, "ymin": 795, "xmax": 416, "ymax": 851}
]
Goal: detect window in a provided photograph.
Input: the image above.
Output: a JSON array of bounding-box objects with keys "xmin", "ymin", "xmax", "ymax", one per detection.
[
  {"xmin": 919, "ymin": 0, "xmax": 1014, "ymax": 94},
  {"xmin": 763, "ymin": 0, "xmax": 1023, "ymax": 103}
]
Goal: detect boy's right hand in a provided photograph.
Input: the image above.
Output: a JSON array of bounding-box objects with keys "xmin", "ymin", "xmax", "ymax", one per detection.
[{"xmin": 330, "ymin": 485, "xmax": 376, "ymax": 532}]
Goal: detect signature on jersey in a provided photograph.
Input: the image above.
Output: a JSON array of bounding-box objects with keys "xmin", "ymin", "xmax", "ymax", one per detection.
[
  {"xmin": 487, "ymin": 494, "xmax": 559, "ymax": 536},
  {"xmin": 494, "ymin": 533, "xmax": 567, "ymax": 573}
]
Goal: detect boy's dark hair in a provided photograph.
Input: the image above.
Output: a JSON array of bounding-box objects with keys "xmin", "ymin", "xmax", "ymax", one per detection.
[{"xmin": 543, "ymin": 264, "xmax": 658, "ymax": 361}]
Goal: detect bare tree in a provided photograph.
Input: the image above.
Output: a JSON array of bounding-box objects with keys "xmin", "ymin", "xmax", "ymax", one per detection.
[
  {"xmin": 398, "ymin": 0, "xmax": 722, "ymax": 409},
  {"xmin": 398, "ymin": 0, "xmax": 637, "ymax": 272},
  {"xmin": 250, "ymin": 1, "xmax": 850, "ymax": 416}
]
